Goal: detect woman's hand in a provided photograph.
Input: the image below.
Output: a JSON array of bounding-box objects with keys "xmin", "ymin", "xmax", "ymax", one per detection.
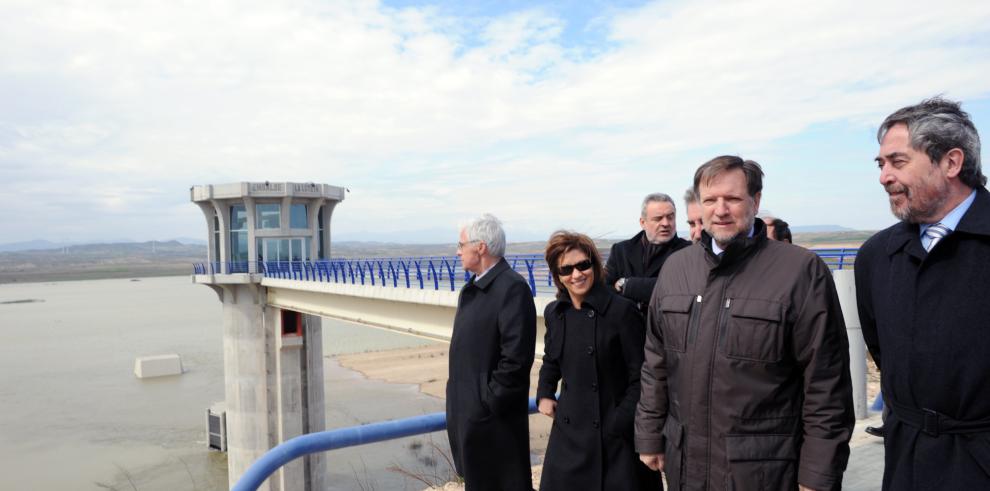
[{"xmin": 538, "ymin": 398, "xmax": 557, "ymax": 418}]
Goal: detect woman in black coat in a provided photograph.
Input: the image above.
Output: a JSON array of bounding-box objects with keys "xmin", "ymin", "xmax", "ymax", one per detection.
[{"xmin": 536, "ymin": 231, "xmax": 663, "ymax": 491}]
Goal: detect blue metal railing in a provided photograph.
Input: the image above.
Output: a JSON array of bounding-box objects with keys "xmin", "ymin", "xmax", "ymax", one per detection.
[
  {"xmin": 811, "ymin": 247, "xmax": 858, "ymax": 270},
  {"xmin": 191, "ymin": 254, "xmax": 557, "ymax": 296},
  {"xmin": 232, "ymin": 398, "xmax": 540, "ymax": 491},
  {"xmin": 192, "ymin": 249, "xmax": 858, "ymax": 296}
]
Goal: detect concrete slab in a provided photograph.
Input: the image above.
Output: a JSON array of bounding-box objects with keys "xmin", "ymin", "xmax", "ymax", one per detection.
[{"xmin": 134, "ymin": 354, "xmax": 183, "ymax": 378}]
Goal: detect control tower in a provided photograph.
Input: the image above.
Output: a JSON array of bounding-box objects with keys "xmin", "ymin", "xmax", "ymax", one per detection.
[{"xmin": 190, "ymin": 182, "xmax": 345, "ymax": 490}]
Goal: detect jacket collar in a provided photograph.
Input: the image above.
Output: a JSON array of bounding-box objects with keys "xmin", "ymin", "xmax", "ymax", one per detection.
[
  {"xmin": 552, "ymin": 282, "xmax": 613, "ymax": 316},
  {"xmin": 954, "ymin": 186, "xmax": 990, "ymax": 236},
  {"xmin": 700, "ymin": 218, "xmax": 768, "ymax": 271},
  {"xmin": 883, "ymin": 186, "xmax": 990, "ymax": 258},
  {"xmin": 469, "ymin": 257, "xmax": 510, "ymax": 291},
  {"xmin": 624, "ymin": 230, "xmax": 690, "ymax": 270}
]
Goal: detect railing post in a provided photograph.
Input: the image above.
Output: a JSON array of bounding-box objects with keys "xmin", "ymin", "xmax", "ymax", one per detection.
[
  {"xmin": 414, "ymin": 261, "xmax": 424, "ymax": 289},
  {"xmin": 833, "ymin": 269, "xmax": 867, "ymax": 419},
  {"xmin": 397, "ymin": 260, "xmax": 409, "ymax": 288},
  {"xmin": 443, "ymin": 259, "xmax": 456, "ymax": 291},
  {"xmin": 428, "ymin": 261, "xmax": 439, "ymax": 290},
  {"xmin": 524, "ymin": 259, "xmax": 537, "ymax": 297}
]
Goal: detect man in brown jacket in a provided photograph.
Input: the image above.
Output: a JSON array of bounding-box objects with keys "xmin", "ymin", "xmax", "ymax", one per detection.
[{"xmin": 634, "ymin": 156, "xmax": 855, "ymax": 491}]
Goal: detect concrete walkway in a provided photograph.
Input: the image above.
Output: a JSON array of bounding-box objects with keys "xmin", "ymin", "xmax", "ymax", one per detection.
[{"xmin": 844, "ymin": 412, "xmax": 886, "ymax": 490}]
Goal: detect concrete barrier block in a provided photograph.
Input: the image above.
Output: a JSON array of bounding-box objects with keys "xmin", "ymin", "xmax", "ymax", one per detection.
[{"xmin": 134, "ymin": 354, "xmax": 184, "ymax": 378}]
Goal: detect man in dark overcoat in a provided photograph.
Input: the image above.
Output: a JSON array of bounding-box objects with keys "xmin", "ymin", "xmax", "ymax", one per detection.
[
  {"xmin": 605, "ymin": 193, "xmax": 691, "ymax": 311},
  {"xmin": 446, "ymin": 213, "xmax": 536, "ymax": 490},
  {"xmin": 856, "ymin": 97, "xmax": 990, "ymax": 490}
]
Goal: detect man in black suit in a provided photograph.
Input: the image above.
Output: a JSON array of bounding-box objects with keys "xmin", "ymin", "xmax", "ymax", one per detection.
[
  {"xmin": 446, "ymin": 213, "xmax": 536, "ymax": 491},
  {"xmin": 856, "ymin": 97, "xmax": 990, "ymax": 490},
  {"xmin": 605, "ymin": 193, "xmax": 691, "ymax": 311}
]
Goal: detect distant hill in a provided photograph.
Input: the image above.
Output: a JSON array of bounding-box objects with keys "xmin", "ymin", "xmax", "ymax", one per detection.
[
  {"xmin": 790, "ymin": 225, "xmax": 855, "ymax": 233},
  {"xmin": 0, "ymin": 241, "xmax": 206, "ymax": 283},
  {"xmin": 0, "ymin": 237, "xmax": 206, "ymax": 253},
  {"xmin": 793, "ymin": 230, "xmax": 875, "ymax": 247},
  {"xmin": 331, "ymin": 239, "xmax": 621, "ymax": 258},
  {"xmin": 0, "ymin": 239, "xmax": 75, "ymax": 253}
]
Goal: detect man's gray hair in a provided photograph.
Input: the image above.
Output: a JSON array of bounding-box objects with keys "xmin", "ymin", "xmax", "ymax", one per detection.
[
  {"xmin": 683, "ymin": 187, "xmax": 698, "ymax": 205},
  {"xmin": 463, "ymin": 213, "xmax": 506, "ymax": 257},
  {"xmin": 641, "ymin": 193, "xmax": 675, "ymax": 218},
  {"xmin": 878, "ymin": 96, "xmax": 985, "ymax": 188}
]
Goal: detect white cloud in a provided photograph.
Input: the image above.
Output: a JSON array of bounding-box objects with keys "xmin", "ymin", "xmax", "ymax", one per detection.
[{"xmin": 1, "ymin": 0, "xmax": 988, "ymax": 242}]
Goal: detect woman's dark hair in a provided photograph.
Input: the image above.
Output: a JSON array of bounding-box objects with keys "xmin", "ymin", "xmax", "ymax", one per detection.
[{"xmin": 544, "ymin": 230, "xmax": 605, "ymax": 299}]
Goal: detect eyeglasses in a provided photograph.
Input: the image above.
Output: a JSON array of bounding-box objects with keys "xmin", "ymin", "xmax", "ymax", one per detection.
[
  {"xmin": 457, "ymin": 240, "xmax": 480, "ymax": 250},
  {"xmin": 558, "ymin": 259, "xmax": 593, "ymax": 276}
]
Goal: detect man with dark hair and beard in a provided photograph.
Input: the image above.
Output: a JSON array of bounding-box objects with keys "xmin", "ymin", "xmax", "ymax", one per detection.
[
  {"xmin": 856, "ymin": 97, "xmax": 990, "ymax": 490},
  {"xmin": 635, "ymin": 156, "xmax": 854, "ymax": 491},
  {"xmin": 606, "ymin": 193, "xmax": 691, "ymax": 313}
]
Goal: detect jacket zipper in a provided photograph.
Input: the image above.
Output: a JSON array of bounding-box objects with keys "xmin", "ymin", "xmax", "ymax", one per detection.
[
  {"xmin": 686, "ymin": 295, "xmax": 703, "ymax": 345},
  {"xmin": 706, "ymin": 281, "xmax": 731, "ymax": 488}
]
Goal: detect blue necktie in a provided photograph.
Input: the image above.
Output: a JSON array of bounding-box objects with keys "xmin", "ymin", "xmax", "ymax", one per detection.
[{"xmin": 924, "ymin": 223, "xmax": 950, "ymax": 252}]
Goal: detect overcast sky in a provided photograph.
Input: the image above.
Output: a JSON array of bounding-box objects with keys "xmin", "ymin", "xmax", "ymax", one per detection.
[{"xmin": 2, "ymin": 0, "xmax": 989, "ymax": 244}]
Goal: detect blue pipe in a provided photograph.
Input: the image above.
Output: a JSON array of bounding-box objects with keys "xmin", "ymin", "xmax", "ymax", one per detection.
[
  {"xmin": 871, "ymin": 392, "xmax": 884, "ymax": 412},
  {"xmin": 232, "ymin": 397, "xmax": 540, "ymax": 491}
]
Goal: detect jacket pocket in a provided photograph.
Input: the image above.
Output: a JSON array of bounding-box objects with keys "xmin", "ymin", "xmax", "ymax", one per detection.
[
  {"xmin": 659, "ymin": 294, "xmax": 696, "ymax": 353},
  {"xmin": 471, "ymin": 373, "xmax": 494, "ymax": 421},
  {"xmin": 725, "ymin": 434, "xmax": 799, "ymax": 491},
  {"xmin": 662, "ymin": 416, "xmax": 685, "ymax": 490},
  {"xmin": 606, "ymin": 403, "xmax": 634, "ymax": 440},
  {"xmin": 722, "ymin": 298, "xmax": 785, "ymax": 363}
]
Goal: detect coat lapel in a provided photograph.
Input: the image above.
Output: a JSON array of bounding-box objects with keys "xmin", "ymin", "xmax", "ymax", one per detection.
[
  {"xmin": 624, "ymin": 231, "xmax": 645, "ymax": 276},
  {"xmin": 883, "ymin": 220, "xmax": 923, "ymax": 261}
]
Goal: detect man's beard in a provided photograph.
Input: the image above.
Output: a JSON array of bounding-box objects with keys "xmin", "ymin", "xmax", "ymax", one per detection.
[
  {"xmin": 886, "ymin": 174, "xmax": 948, "ymax": 223},
  {"xmin": 706, "ymin": 208, "xmax": 757, "ymax": 247}
]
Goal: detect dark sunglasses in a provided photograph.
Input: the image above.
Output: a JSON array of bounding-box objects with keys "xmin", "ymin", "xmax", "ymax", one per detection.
[{"xmin": 558, "ymin": 259, "xmax": 593, "ymax": 276}]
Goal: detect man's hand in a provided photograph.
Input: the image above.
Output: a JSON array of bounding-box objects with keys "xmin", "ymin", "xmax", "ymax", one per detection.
[
  {"xmin": 798, "ymin": 485, "xmax": 817, "ymax": 491},
  {"xmin": 537, "ymin": 398, "xmax": 557, "ymax": 418},
  {"xmin": 614, "ymin": 278, "xmax": 626, "ymax": 292},
  {"xmin": 639, "ymin": 453, "xmax": 665, "ymax": 472}
]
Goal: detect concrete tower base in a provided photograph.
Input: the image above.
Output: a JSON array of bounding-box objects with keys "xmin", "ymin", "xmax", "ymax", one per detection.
[{"xmin": 219, "ymin": 284, "xmax": 326, "ymax": 490}]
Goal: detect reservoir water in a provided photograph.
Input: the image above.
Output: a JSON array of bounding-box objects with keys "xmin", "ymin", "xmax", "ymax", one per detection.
[{"xmin": 0, "ymin": 276, "xmax": 449, "ymax": 490}]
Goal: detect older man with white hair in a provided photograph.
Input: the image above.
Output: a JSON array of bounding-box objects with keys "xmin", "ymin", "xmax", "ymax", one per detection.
[{"xmin": 446, "ymin": 213, "xmax": 537, "ymax": 491}]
